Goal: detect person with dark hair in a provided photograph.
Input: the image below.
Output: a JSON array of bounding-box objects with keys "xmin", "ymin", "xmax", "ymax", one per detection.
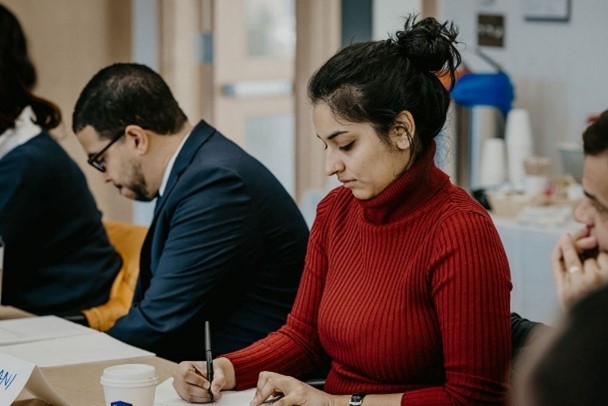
[
  {"xmin": 71, "ymin": 63, "xmax": 309, "ymax": 362},
  {"xmin": 513, "ymin": 283, "xmax": 608, "ymax": 406},
  {"xmin": 173, "ymin": 16, "xmax": 511, "ymax": 405},
  {"xmin": 507, "ymin": 110, "xmax": 608, "ymax": 373},
  {"xmin": 0, "ymin": 3, "xmax": 121, "ymax": 316},
  {"xmin": 551, "ymin": 109, "xmax": 608, "ymax": 309}
]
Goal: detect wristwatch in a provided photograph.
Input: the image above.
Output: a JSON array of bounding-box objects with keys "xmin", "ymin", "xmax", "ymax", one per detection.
[{"xmin": 349, "ymin": 392, "xmax": 366, "ymax": 406}]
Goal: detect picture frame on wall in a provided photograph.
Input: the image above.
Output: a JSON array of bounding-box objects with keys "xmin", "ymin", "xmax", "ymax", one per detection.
[{"xmin": 524, "ymin": 0, "xmax": 570, "ymax": 22}]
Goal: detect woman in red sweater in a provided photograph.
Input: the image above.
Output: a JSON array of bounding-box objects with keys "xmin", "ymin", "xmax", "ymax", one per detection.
[{"xmin": 174, "ymin": 15, "xmax": 512, "ymax": 405}]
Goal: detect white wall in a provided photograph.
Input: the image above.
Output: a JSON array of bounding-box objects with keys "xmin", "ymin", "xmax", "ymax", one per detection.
[
  {"xmin": 373, "ymin": 0, "xmax": 421, "ymax": 40},
  {"xmin": 131, "ymin": 0, "xmax": 157, "ymax": 226},
  {"xmin": 437, "ymin": 0, "xmax": 608, "ymax": 175}
]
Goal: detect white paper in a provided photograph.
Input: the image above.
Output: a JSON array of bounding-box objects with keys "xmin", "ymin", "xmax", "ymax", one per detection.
[
  {"xmin": 0, "ymin": 315, "xmax": 93, "ymax": 345},
  {"xmin": 0, "ymin": 352, "xmax": 70, "ymax": 406},
  {"xmin": 155, "ymin": 378, "xmax": 257, "ymax": 406},
  {"xmin": 0, "ymin": 331, "xmax": 154, "ymax": 367}
]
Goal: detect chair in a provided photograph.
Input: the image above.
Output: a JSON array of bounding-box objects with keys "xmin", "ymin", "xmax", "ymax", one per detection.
[
  {"xmin": 81, "ymin": 220, "xmax": 148, "ymax": 331},
  {"xmin": 511, "ymin": 312, "xmax": 547, "ymax": 358}
]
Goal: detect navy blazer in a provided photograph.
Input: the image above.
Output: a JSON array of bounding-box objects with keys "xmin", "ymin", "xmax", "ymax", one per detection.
[
  {"xmin": 0, "ymin": 132, "xmax": 121, "ymax": 315},
  {"xmin": 108, "ymin": 121, "xmax": 309, "ymax": 362}
]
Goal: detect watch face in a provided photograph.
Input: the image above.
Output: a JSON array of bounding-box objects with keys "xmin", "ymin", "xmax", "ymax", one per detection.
[{"xmin": 350, "ymin": 393, "xmax": 365, "ymax": 406}]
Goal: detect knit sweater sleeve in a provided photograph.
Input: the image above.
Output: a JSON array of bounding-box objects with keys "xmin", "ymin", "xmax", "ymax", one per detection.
[
  {"xmin": 223, "ymin": 192, "xmax": 334, "ymax": 389},
  {"xmin": 401, "ymin": 210, "xmax": 512, "ymax": 405}
]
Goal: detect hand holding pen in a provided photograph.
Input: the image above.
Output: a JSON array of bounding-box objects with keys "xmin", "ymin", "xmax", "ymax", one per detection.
[
  {"xmin": 172, "ymin": 355, "xmax": 238, "ymax": 403},
  {"xmin": 205, "ymin": 320, "xmax": 214, "ymax": 403}
]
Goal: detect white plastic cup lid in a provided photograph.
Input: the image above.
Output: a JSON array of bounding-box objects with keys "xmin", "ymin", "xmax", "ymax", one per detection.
[{"xmin": 100, "ymin": 364, "xmax": 158, "ymax": 387}]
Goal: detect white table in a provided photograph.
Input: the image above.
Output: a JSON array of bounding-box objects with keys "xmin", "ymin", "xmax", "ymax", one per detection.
[
  {"xmin": 0, "ymin": 307, "xmax": 177, "ymax": 406},
  {"xmin": 491, "ymin": 216, "xmax": 579, "ymax": 325}
]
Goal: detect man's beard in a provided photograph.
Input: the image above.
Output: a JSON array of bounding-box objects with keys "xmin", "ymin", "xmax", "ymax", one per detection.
[{"xmin": 128, "ymin": 162, "xmax": 153, "ymax": 202}]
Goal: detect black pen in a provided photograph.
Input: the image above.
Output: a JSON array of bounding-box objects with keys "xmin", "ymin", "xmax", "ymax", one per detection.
[
  {"xmin": 263, "ymin": 393, "xmax": 285, "ymax": 404},
  {"xmin": 205, "ymin": 320, "xmax": 214, "ymax": 403}
]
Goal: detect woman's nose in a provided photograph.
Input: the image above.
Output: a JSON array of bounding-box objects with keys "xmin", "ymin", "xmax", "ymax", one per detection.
[{"xmin": 324, "ymin": 151, "xmax": 344, "ymax": 176}]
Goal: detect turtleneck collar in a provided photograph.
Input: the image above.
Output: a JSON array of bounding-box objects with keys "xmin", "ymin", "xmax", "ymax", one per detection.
[{"xmin": 359, "ymin": 141, "xmax": 449, "ymax": 225}]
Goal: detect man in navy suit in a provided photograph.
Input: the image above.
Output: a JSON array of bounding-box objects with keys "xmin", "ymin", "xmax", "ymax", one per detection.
[{"xmin": 72, "ymin": 63, "xmax": 309, "ymax": 362}]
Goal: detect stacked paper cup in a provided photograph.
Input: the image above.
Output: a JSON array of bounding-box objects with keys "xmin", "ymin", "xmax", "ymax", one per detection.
[
  {"xmin": 505, "ymin": 109, "xmax": 534, "ymax": 191},
  {"xmin": 479, "ymin": 138, "xmax": 506, "ymax": 188}
]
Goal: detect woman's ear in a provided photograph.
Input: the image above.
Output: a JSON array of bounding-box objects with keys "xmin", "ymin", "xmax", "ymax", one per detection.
[{"xmin": 391, "ymin": 110, "xmax": 415, "ymax": 150}]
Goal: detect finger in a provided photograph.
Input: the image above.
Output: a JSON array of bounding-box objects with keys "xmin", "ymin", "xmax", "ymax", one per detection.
[
  {"xmin": 552, "ymin": 235, "xmax": 569, "ymax": 278},
  {"xmin": 566, "ymin": 263, "xmax": 584, "ymax": 292},
  {"xmin": 252, "ymin": 371, "xmax": 276, "ymax": 405},
  {"xmin": 565, "ymin": 258, "xmax": 601, "ymax": 306},
  {"xmin": 578, "ymin": 260, "xmax": 603, "ymax": 304},
  {"xmin": 192, "ymin": 361, "xmax": 209, "ymax": 379},
  {"xmin": 559, "ymin": 236, "xmax": 584, "ymax": 297},
  {"xmin": 571, "ymin": 227, "xmax": 599, "ymax": 258},
  {"xmin": 552, "ymin": 234, "xmax": 570, "ymax": 265},
  {"xmin": 562, "ymin": 257, "xmax": 587, "ymax": 308},
  {"xmin": 551, "ymin": 238, "xmax": 569, "ymax": 308},
  {"xmin": 562, "ymin": 235, "xmax": 584, "ymax": 267},
  {"xmin": 582, "ymin": 258, "xmax": 601, "ymax": 286},
  {"xmin": 210, "ymin": 364, "xmax": 227, "ymax": 399},
  {"xmin": 575, "ymin": 235, "xmax": 599, "ymax": 252},
  {"xmin": 597, "ymin": 253, "xmax": 608, "ymax": 284},
  {"xmin": 173, "ymin": 371, "xmax": 213, "ymax": 403},
  {"xmin": 251, "ymin": 372, "xmax": 286, "ymax": 406},
  {"xmin": 176, "ymin": 362, "xmax": 207, "ymax": 387},
  {"xmin": 581, "ymin": 258, "xmax": 603, "ymax": 288},
  {"xmin": 572, "ymin": 226, "xmax": 590, "ymax": 240},
  {"xmin": 182, "ymin": 361, "xmax": 217, "ymax": 401}
]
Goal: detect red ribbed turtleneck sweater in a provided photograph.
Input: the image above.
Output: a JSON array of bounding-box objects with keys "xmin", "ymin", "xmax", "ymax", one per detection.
[{"xmin": 225, "ymin": 143, "xmax": 512, "ymax": 405}]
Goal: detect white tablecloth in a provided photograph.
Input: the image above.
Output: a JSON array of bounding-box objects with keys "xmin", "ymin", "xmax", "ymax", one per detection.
[{"xmin": 492, "ymin": 215, "xmax": 579, "ymax": 325}]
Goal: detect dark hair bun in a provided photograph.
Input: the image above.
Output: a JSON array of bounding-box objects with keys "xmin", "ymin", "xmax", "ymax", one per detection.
[{"xmin": 393, "ymin": 15, "xmax": 460, "ymax": 75}]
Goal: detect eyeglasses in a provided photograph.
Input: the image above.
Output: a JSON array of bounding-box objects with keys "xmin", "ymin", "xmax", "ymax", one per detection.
[{"xmin": 87, "ymin": 129, "xmax": 125, "ymax": 172}]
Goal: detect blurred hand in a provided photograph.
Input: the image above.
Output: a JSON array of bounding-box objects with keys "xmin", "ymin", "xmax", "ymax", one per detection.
[
  {"xmin": 552, "ymin": 228, "xmax": 607, "ymax": 309},
  {"xmin": 250, "ymin": 371, "xmax": 334, "ymax": 406},
  {"xmin": 173, "ymin": 357, "xmax": 235, "ymax": 403}
]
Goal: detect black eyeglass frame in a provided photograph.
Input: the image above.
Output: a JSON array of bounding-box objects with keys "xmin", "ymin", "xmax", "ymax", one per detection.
[{"xmin": 87, "ymin": 129, "xmax": 125, "ymax": 172}]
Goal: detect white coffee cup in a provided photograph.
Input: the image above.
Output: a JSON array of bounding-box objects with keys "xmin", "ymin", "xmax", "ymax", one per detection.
[{"xmin": 100, "ymin": 364, "xmax": 158, "ymax": 406}]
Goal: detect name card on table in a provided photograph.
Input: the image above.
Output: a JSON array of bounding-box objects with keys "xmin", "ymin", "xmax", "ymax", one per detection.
[{"xmin": 0, "ymin": 352, "xmax": 69, "ymax": 405}]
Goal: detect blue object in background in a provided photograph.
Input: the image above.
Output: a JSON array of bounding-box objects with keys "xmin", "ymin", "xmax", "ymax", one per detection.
[{"xmin": 451, "ymin": 71, "xmax": 515, "ymax": 116}]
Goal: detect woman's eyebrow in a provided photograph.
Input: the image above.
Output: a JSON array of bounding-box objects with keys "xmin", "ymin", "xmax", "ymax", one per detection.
[{"xmin": 317, "ymin": 130, "xmax": 349, "ymax": 142}]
